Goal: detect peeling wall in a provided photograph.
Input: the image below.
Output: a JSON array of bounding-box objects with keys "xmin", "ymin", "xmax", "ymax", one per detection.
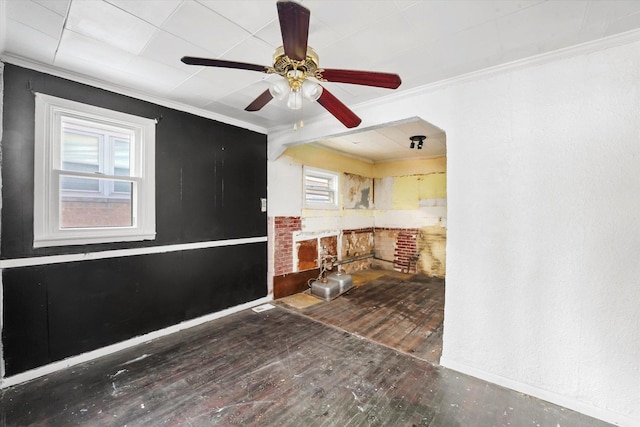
[
  {"xmin": 340, "ymin": 229, "xmax": 374, "ymax": 273},
  {"xmin": 343, "ymin": 173, "xmax": 372, "ymax": 209},
  {"xmin": 418, "ymin": 226, "xmax": 446, "ymax": 278}
]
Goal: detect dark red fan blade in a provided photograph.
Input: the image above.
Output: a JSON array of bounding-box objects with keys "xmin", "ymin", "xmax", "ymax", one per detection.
[
  {"xmin": 320, "ymin": 69, "xmax": 402, "ymax": 89},
  {"xmin": 317, "ymin": 86, "xmax": 362, "ymax": 128},
  {"xmin": 245, "ymin": 90, "xmax": 274, "ymax": 111},
  {"xmin": 181, "ymin": 56, "xmax": 269, "ymax": 73},
  {"xmin": 277, "ymin": 1, "xmax": 310, "ymax": 61}
]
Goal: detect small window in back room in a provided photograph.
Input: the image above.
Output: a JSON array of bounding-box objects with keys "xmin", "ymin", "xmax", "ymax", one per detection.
[
  {"xmin": 303, "ymin": 166, "xmax": 339, "ymax": 208},
  {"xmin": 34, "ymin": 93, "xmax": 156, "ymax": 248}
]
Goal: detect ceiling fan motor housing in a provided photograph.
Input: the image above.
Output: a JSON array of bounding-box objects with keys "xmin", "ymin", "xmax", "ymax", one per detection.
[{"xmin": 271, "ymin": 45, "xmax": 322, "ymax": 90}]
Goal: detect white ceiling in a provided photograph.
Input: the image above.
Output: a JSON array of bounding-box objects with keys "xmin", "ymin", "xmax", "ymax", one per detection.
[{"xmin": 2, "ymin": 0, "xmax": 640, "ymax": 162}]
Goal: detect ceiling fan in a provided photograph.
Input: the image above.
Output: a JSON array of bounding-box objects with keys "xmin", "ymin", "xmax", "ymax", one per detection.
[{"xmin": 181, "ymin": 0, "xmax": 401, "ymax": 129}]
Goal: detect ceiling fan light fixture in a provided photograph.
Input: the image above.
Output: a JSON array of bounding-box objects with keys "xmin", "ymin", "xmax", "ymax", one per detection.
[
  {"xmin": 302, "ymin": 79, "xmax": 322, "ymax": 102},
  {"xmin": 268, "ymin": 78, "xmax": 290, "ymax": 101},
  {"xmin": 287, "ymin": 89, "xmax": 303, "ymax": 110}
]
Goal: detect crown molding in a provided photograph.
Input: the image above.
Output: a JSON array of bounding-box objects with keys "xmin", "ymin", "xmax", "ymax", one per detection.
[{"xmin": 0, "ymin": 54, "xmax": 267, "ymax": 135}]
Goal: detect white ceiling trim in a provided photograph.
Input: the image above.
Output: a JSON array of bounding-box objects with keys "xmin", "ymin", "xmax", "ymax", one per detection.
[{"xmin": 0, "ymin": 53, "xmax": 267, "ymax": 135}]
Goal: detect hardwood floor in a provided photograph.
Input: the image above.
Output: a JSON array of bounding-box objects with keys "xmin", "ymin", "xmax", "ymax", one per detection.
[
  {"xmin": 0, "ymin": 305, "xmax": 611, "ymax": 426},
  {"xmin": 281, "ymin": 273, "xmax": 444, "ymax": 364}
]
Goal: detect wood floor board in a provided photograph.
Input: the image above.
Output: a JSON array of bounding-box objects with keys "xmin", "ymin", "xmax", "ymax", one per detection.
[
  {"xmin": 286, "ymin": 273, "xmax": 445, "ymax": 364},
  {"xmin": 0, "ymin": 304, "xmax": 612, "ymax": 426}
]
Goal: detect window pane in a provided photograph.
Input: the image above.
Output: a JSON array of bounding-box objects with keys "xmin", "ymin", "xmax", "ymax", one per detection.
[
  {"xmin": 61, "ymin": 130, "xmax": 101, "ymax": 173},
  {"xmin": 305, "ymin": 175, "xmax": 331, "ymax": 188},
  {"xmin": 61, "ymin": 176, "xmax": 100, "ymax": 193},
  {"xmin": 113, "ymin": 178, "xmax": 132, "ymax": 194},
  {"xmin": 304, "ymin": 171, "xmax": 336, "ymax": 206},
  {"xmin": 113, "ymin": 138, "xmax": 131, "ymax": 176},
  {"xmin": 306, "ymin": 190, "xmax": 334, "ymax": 204},
  {"xmin": 60, "ymin": 177, "xmax": 133, "ymax": 228}
]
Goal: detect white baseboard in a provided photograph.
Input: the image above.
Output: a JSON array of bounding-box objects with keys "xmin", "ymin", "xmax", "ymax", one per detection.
[
  {"xmin": 0, "ymin": 295, "xmax": 273, "ymax": 389},
  {"xmin": 440, "ymin": 357, "xmax": 636, "ymax": 427}
]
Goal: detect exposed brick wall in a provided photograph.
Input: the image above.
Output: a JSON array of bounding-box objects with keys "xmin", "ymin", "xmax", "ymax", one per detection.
[
  {"xmin": 372, "ymin": 228, "xmax": 421, "ymax": 273},
  {"xmin": 273, "ymin": 216, "xmax": 301, "ymax": 276},
  {"xmin": 393, "ymin": 229, "xmax": 420, "ymax": 273},
  {"xmin": 272, "ymin": 222, "xmax": 440, "ymax": 278}
]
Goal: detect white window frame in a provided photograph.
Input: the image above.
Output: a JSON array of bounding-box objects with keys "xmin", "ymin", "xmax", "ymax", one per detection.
[
  {"xmin": 303, "ymin": 166, "xmax": 339, "ymax": 209},
  {"xmin": 34, "ymin": 93, "xmax": 156, "ymax": 248}
]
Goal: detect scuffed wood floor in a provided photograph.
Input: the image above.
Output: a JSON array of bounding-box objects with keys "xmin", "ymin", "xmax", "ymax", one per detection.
[
  {"xmin": 286, "ymin": 274, "xmax": 444, "ymax": 364},
  {"xmin": 0, "ymin": 307, "xmax": 611, "ymax": 426}
]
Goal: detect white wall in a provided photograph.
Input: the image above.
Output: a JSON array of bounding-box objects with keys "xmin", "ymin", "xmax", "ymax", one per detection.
[{"xmin": 268, "ymin": 37, "xmax": 640, "ymax": 426}]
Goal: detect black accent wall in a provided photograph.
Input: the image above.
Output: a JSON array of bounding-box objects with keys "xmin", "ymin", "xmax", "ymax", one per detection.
[{"xmin": 1, "ymin": 64, "xmax": 268, "ymax": 376}]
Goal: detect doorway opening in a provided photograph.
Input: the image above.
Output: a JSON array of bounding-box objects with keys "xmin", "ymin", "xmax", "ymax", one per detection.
[{"xmin": 272, "ymin": 117, "xmax": 447, "ymax": 364}]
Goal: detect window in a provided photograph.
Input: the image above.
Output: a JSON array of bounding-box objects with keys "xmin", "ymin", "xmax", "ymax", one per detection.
[
  {"xmin": 303, "ymin": 166, "xmax": 339, "ymax": 208},
  {"xmin": 34, "ymin": 93, "xmax": 156, "ymax": 247}
]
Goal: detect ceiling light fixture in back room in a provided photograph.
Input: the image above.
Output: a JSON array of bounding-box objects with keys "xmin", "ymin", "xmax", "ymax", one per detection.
[
  {"xmin": 409, "ymin": 135, "xmax": 426, "ymax": 149},
  {"xmin": 181, "ymin": 0, "xmax": 402, "ymax": 130}
]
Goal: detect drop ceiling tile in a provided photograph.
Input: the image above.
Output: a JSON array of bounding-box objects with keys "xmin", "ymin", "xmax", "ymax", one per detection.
[
  {"xmin": 4, "ymin": 18, "xmax": 59, "ymax": 64},
  {"xmin": 301, "ymin": 17, "xmax": 340, "ymax": 51},
  {"xmin": 121, "ymin": 57, "xmax": 192, "ymax": 95},
  {"xmin": 401, "ymin": 1, "xmax": 496, "ymax": 44},
  {"xmin": 66, "ymin": 0, "xmax": 158, "ymax": 54},
  {"xmin": 169, "ymin": 74, "xmax": 222, "ymax": 101},
  {"xmin": 55, "ymin": 29, "xmax": 135, "ymax": 74},
  {"xmin": 395, "ymin": 1, "xmax": 422, "ymax": 11},
  {"xmin": 194, "ymin": 66, "xmax": 267, "ymax": 99},
  {"xmin": 141, "ymin": 30, "xmax": 216, "ymax": 73},
  {"xmin": 372, "ymin": 48, "xmax": 447, "ymax": 91},
  {"xmin": 105, "ymin": 0, "xmax": 183, "ymax": 27},
  {"xmin": 32, "ymin": 0, "xmax": 70, "ymax": 17},
  {"xmin": 6, "ymin": 0, "xmax": 65, "ymax": 39},
  {"xmin": 496, "ymin": 0, "xmax": 588, "ymax": 55},
  {"xmin": 329, "ymin": 12, "xmax": 419, "ymax": 69},
  {"xmin": 491, "ymin": 0, "xmax": 547, "ymax": 18},
  {"xmin": 219, "ymin": 36, "xmax": 275, "ymax": 66},
  {"xmin": 427, "ymin": 20, "xmax": 503, "ymax": 77},
  {"xmin": 161, "ymin": 1, "xmax": 250, "ymax": 57},
  {"xmin": 603, "ymin": 10, "xmax": 640, "ymax": 37},
  {"xmin": 197, "ymin": 0, "xmax": 278, "ymax": 34},
  {"xmin": 169, "ymin": 71, "xmax": 261, "ymax": 105},
  {"xmin": 164, "ymin": 89, "xmax": 216, "ymax": 109},
  {"xmin": 304, "ymin": 0, "xmax": 401, "ymax": 39},
  {"xmin": 253, "ymin": 19, "xmax": 284, "ymax": 48}
]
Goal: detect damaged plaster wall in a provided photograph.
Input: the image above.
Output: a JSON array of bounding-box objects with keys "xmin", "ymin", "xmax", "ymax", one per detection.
[
  {"xmin": 341, "ymin": 229, "xmax": 374, "ymax": 273},
  {"xmin": 374, "ymin": 171, "xmax": 447, "ymax": 277},
  {"xmin": 343, "ymin": 173, "xmax": 372, "ymax": 209}
]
